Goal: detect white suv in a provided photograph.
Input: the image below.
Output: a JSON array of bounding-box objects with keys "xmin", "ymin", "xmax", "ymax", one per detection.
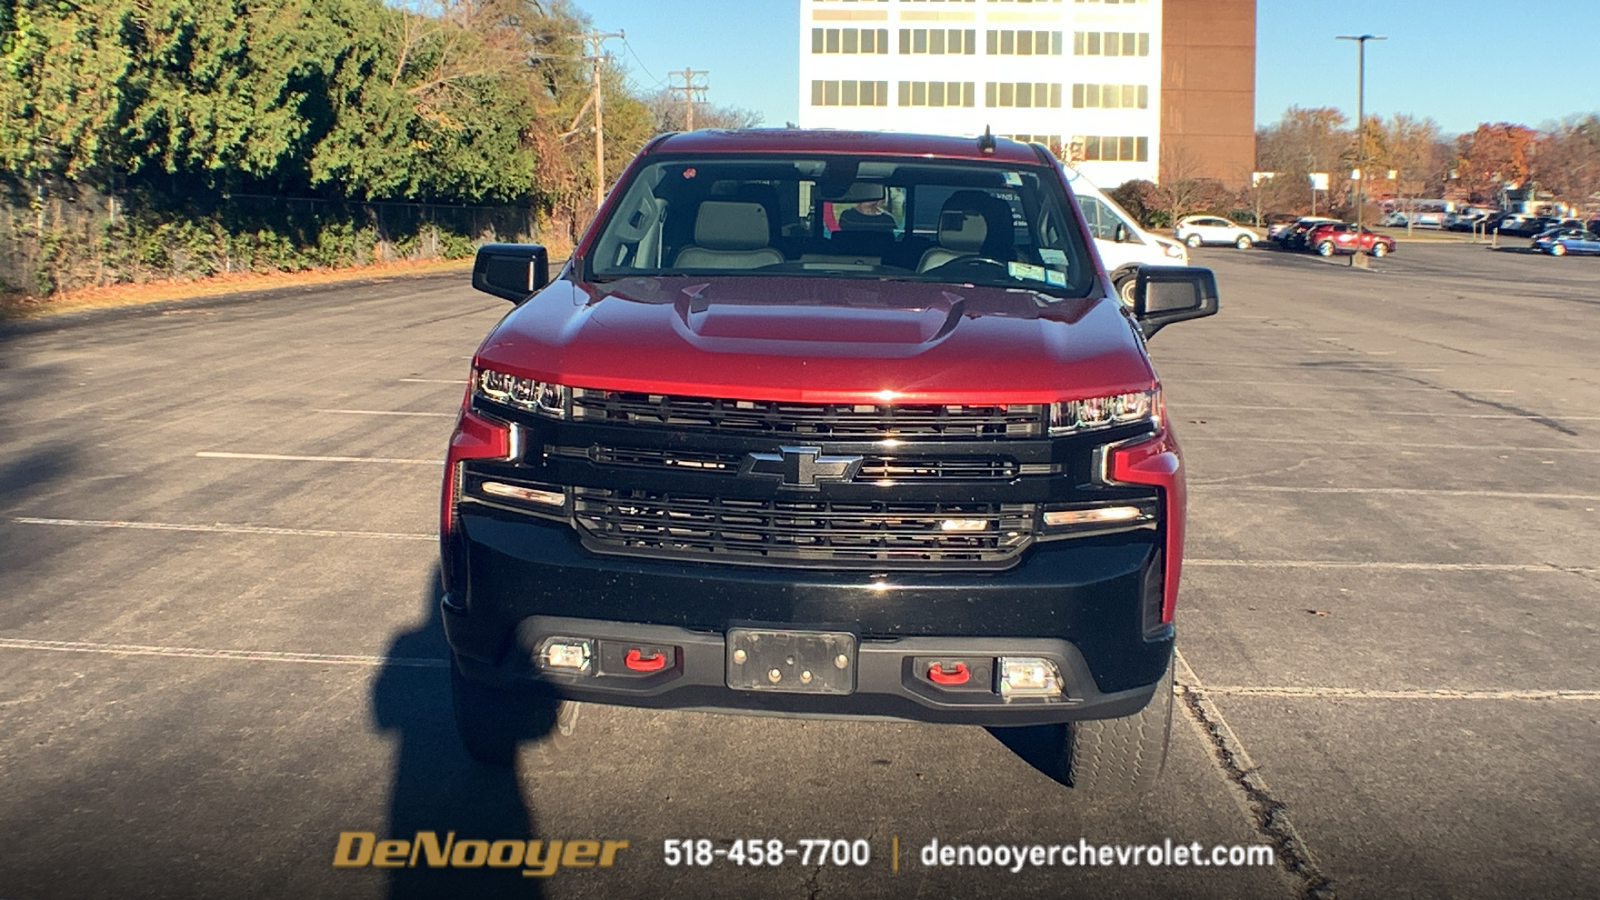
[{"xmin": 1174, "ymin": 215, "xmax": 1257, "ymax": 249}]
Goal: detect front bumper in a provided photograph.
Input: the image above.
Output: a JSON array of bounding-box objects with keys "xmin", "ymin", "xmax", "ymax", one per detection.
[{"xmin": 442, "ymin": 509, "xmax": 1173, "ymax": 727}]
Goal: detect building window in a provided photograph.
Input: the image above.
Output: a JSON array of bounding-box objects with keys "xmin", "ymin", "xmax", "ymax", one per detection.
[
  {"xmin": 897, "ymin": 81, "xmax": 977, "ymax": 107},
  {"xmin": 985, "ymin": 30, "xmax": 1062, "ymax": 55},
  {"xmin": 1071, "ymin": 83, "xmax": 1149, "ymax": 109},
  {"xmin": 984, "ymin": 82, "xmax": 1062, "ymax": 108},
  {"xmin": 813, "ymin": 28, "xmax": 890, "ymax": 54},
  {"xmin": 1010, "ymin": 133, "xmax": 1062, "ymax": 148},
  {"xmin": 1080, "ymin": 135, "xmax": 1149, "ymax": 162},
  {"xmin": 811, "ymin": 80, "xmax": 890, "ymax": 106},
  {"xmin": 1072, "ymin": 31, "xmax": 1150, "ymax": 56},
  {"xmin": 899, "ymin": 29, "xmax": 977, "ymax": 55}
]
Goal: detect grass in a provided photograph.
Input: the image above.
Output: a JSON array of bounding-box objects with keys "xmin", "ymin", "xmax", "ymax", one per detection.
[{"xmin": 1, "ymin": 256, "xmax": 473, "ymax": 322}]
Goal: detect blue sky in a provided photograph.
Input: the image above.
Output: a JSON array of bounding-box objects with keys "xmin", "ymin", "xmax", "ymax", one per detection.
[{"xmin": 569, "ymin": 0, "xmax": 1600, "ymax": 135}]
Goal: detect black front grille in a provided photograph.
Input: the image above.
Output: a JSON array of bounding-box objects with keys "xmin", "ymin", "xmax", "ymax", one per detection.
[
  {"xmin": 570, "ymin": 389, "xmax": 1045, "ymax": 438},
  {"xmin": 573, "ymin": 487, "xmax": 1035, "ymax": 568},
  {"xmin": 551, "ymin": 444, "xmax": 1039, "ymax": 482}
]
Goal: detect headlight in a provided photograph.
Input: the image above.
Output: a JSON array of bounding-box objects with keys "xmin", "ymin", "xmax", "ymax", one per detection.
[
  {"xmin": 1049, "ymin": 389, "xmax": 1159, "ymax": 435},
  {"xmin": 474, "ymin": 367, "xmax": 570, "ymax": 418}
]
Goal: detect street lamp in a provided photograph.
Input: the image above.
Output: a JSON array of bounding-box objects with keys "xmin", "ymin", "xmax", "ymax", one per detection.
[{"xmin": 1337, "ymin": 34, "xmax": 1385, "ymax": 264}]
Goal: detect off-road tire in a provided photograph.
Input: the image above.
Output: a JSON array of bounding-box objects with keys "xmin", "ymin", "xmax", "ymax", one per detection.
[
  {"xmin": 451, "ymin": 660, "xmax": 578, "ymax": 766},
  {"xmin": 1060, "ymin": 657, "xmax": 1174, "ymax": 794}
]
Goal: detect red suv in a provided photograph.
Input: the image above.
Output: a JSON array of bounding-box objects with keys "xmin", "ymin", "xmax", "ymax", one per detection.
[
  {"xmin": 441, "ymin": 130, "xmax": 1218, "ymax": 794},
  {"xmin": 1306, "ymin": 222, "xmax": 1397, "ymax": 257}
]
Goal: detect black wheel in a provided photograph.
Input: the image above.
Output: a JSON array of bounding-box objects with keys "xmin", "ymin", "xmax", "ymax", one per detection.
[
  {"xmin": 1056, "ymin": 657, "xmax": 1174, "ymax": 794},
  {"xmin": 1113, "ymin": 273, "xmax": 1138, "ymax": 306},
  {"xmin": 1317, "ymin": 240, "xmax": 1335, "ymax": 257},
  {"xmin": 1185, "ymin": 234, "xmax": 1203, "ymax": 248},
  {"xmin": 1371, "ymin": 242, "xmax": 1388, "ymax": 258},
  {"xmin": 1550, "ymin": 243, "xmax": 1567, "ymax": 257},
  {"xmin": 1235, "ymin": 235, "xmax": 1253, "ymax": 250},
  {"xmin": 450, "ymin": 660, "xmax": 578, "ymax": 766}
]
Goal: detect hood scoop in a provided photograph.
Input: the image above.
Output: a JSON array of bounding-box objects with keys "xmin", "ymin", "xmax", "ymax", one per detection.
[{"xmin": 675, "ymin": 286, "xmax": 963, "ymax": 345}]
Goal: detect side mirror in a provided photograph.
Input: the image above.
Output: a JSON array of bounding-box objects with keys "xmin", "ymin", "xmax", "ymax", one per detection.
[
  {"xmin": 1132, "ymin": 266, "xmax": 1219, "ymax": 338},
  {"xmin": 472, "ymin": 243, "xmax": 549, "ymax": 303}
]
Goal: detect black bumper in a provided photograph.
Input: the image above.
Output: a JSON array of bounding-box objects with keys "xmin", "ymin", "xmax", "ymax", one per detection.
[{"xmin": 442, "ymin": 508, "xmax": 1172, "ymax": 726}]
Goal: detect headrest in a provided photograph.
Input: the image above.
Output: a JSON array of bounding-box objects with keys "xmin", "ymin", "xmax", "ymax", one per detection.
[
  {"xmin": 938, "ymin": 210, "xmax": 988, "ymax": 252},
  {"xmin": 694, "ymin": 201, "xmax": 772, "ymax": 251}
]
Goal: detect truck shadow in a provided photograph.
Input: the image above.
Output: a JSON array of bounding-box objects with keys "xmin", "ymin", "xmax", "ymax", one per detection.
[{"xmin": 370, "ymin": 566, "xmax": 549, "ymax": 900}]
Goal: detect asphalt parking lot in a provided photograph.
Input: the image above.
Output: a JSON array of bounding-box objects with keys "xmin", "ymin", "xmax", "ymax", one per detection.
[{"xmin": 1, "ymin": 241, "xmax": 1596, "ymax": 899}]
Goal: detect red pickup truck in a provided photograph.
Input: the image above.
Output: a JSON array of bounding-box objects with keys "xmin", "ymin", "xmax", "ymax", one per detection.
[{"xmin": 440, "ymin": 130, "xmax": 1218, "ymax": 794}]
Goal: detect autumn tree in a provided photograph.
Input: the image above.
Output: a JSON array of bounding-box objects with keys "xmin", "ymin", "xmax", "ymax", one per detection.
[{"xmin": 1455, "ymin": 122, "xmax": 1538, "ymax": 203}]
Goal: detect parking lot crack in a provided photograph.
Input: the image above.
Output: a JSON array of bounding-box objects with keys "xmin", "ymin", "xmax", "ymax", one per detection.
[{"xmin": 1175, "ymin": 651, "xmax": 1336, "ymax": 900}]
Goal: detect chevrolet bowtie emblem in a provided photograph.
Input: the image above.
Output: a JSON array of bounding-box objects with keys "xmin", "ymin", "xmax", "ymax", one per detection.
[{"xmin": 740, "ymin": 446, "xmax": 864, "ymax": 489}]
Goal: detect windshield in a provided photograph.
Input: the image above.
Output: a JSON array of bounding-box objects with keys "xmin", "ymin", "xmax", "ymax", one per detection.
[{"xmin": 586, "ymin": 154, "xmax": 1097, "ymax": 297}]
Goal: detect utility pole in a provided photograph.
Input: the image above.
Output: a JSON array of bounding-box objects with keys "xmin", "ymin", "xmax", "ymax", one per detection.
[
  {"xmin": 584, "ymin": 30, "xmax": 625, "ymax": 209},
  {"xmin": 668, "ymin": 68, "xmax": 709, "ymax": 131},
  {"xmin": 1337, "ymin": 34, "xmax": 1385, "ymax": 265}
]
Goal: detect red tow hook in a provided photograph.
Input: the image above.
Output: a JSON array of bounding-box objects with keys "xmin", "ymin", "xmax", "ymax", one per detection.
[
  {"xmin": 927, "ymin": 661, "xmax": 970, "ymax": 686},
  {"xmin": 624, "ymin": 648, "xmax": 668, "ymax": 672}
]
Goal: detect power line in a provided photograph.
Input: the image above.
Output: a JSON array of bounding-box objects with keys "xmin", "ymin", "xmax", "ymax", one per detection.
[{"xmin": 668, "ymin": 68, "xmax": 710, "ymax": 131}]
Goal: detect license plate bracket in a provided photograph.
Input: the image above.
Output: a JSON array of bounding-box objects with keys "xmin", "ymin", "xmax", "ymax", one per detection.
[{"xmin": 725, "ymin": 628, "xmax": 856, "ymax": 694}]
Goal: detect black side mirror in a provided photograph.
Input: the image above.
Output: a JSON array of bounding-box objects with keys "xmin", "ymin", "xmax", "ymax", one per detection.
[
  {"xmin": 1132, "ymin": 266, "xmax": 1219, "ymax": 338},
  {"xmin": 472, "ymin": 243, "xmax": 549, "ymax": 303}
]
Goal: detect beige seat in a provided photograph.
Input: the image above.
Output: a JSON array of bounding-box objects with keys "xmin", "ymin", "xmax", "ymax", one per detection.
[
  {"xmin": 917, "ymin": 190, "xmax": 1014, "ymax": 272},
  {"xmin": 674, "ymin": 201, "xmax": 785, "ymax": 270}
]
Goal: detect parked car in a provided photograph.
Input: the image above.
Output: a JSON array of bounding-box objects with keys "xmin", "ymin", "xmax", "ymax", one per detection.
[
  {"xmin": 1174, "ymin": 215, "xmax": 1258, "ymax": 249},
  {"xmin": 1587, "ymin": 219, "xmax": 1600, "ymax": 236},
  {"xmin": 1279, "ymin": 216, "xmax": 1340, "ymax": 250},
  {"xmin": 443, "ymin": 130, "xmax": 1221, "ymax": 794},
  {"xmin": 1065, "ymin": 168, "xmax": 1191, "ymax": 304},
  {"xmin": 1379, "ymin": 212, "xmax": 1409, "ymax": 227},
  {"xmin": 1533, "ymin": 229, "xmax": 1600, "ymax": 256},
  {"xmin": 1497, "ymin": 215, "xmax": 1549, "ymax": 237},
  {"xmin": 1306, "ymin": 222, "xmax": 1397, "ymax": 257},
  {"xmin": 1264, "ymin": 213, "xmax": 1301, "ymax": 243}
]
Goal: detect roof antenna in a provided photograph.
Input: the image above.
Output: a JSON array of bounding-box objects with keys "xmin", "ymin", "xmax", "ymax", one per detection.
[{"xmin": 977, "ymin": 125, "xmax": 996, "ymax": 155}]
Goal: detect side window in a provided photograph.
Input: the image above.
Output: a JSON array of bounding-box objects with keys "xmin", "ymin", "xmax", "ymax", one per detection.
[{"xmin": 1077, "ymin": 196, "xmax": 1126, "ymax": 242}]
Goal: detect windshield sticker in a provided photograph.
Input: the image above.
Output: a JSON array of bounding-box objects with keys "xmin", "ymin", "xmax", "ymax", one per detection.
[
  {"xmin": 1003, "ymin": 171, "xmax": 1023, "ymax": 187},
  {"xmin": 1007, "ymin": 262, "xmax": 1047, "ymax": 283},
  {"xmin": 1045, "ymin": 269, "xmax": 1066, "ymax": 287},
  {"xmin": 1038, "ymin": 248, "xmax": 1067, "ymax": 265}
]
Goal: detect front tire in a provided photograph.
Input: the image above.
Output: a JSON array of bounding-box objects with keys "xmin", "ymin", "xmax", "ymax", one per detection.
[
  {"xmin": 1317, "ymin": 240, "xmax": 1335, "ymax": 257},
  {"xmin": 1551, "ymin": 243, "xmax": 1567, "ymax": 257},
  {"xmin": 1371, "ymin": 242, "xmax": 1389, "ymax": 258},
  {"xmin": 451, "ymin": 661, "xmax": 578, "ymax": 766},
  {"xmin": 1235, "ymin": 235, "xmax": 1253, "ymax": 249},
  {"xmin": 1185, "ymin": 234, "xmax": 1203, "ymax": 248},
  {"xmin": 1113, "ymin": 272, "xmax": 1138, "ymax": 306},
  {"xmin": 1056, "ymin": 657, "xmax": 1174, "ymax": 794}
]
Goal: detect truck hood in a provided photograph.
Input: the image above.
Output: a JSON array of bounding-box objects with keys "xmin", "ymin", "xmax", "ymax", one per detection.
[{"xmin": 473, "ymin": 275, "xmax": 1157, "ymax": 404}]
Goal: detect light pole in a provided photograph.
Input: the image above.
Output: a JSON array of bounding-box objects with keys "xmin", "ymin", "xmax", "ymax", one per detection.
[{"xmin": 1337, "ymin": 34, "xmax": 1385, "ymax": 263}]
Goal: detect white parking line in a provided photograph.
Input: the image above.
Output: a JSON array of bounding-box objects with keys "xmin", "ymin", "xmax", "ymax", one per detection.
[
  {"xmin": 195, "ymin": 451, "xmax": 439, "ymax": 465},
  {"xmin": 0, "ymin": 637, "xmax": 447, "ymax": 668},
  {"xmin": 1187, "ymin": 559, "xmax": 1594, "ymax": 573},
  {"xmin": 1177, "ymin": 403, "xmax": 1600, "ymax": 421},
  {"xmin": 1201, "ymin": 685, "xmax": 1600, "ymax": 702},
  {"xmin": 12, "ymin": 517, "xmax": 434, "ymax": 541},
  {"xmin": 1177, "ymin": 437, "xmax": 1600, "ymax": 454},
  {"xmin": 1189, "ymin": 485, "xmax": 1600, "ymax": 501},
  {"xmin": 1173, "ymin": 380, "xmax": 1515, "ymax": 393},
  {"xmin": 314, "ymin": 409, "xmax": 455, "ymax": 418}
]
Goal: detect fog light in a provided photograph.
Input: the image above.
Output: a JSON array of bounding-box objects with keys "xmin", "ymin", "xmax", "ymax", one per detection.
[
  {"xmin": 482, "ymin": 481, "xmax": 565, "ymax": 507},
  {"xmin": 539, "ymin": 638, "xmax": 592, "ymax": 672},
  {"xmin": 999, "ymin": 657, "xmax": 1062, "ymax": 699},
  {"xmin": 941, "ymin": 518, "xmax": 989, "ymax": 532}
]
